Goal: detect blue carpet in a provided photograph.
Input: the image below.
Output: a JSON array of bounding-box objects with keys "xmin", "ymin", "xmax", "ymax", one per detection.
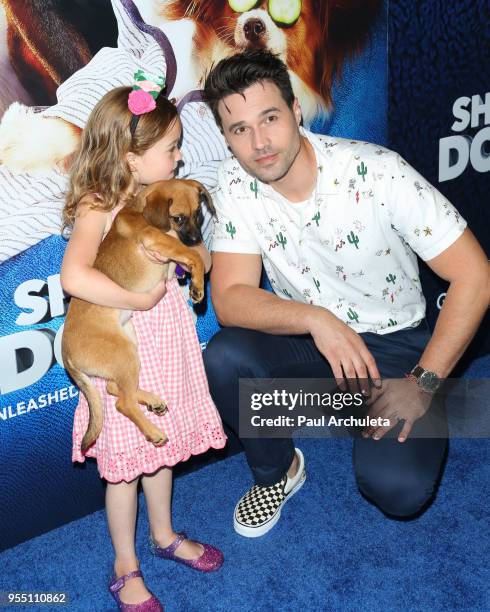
[
  {"xmin": 462, "ymin": 355, "xmax": 490, "ymax": 379},
  {"xmin": 1, "ymin": 436, "xmax": 489, "ymax": 612}
]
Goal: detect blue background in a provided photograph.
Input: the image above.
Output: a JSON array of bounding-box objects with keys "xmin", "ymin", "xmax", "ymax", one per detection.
[{"xmin": 388, "ymin": 0, "xmax": 489, "ymax": 361}]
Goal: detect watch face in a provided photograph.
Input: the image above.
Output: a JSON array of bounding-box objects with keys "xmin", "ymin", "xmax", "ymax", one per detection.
[{"xmin": 420, "ymin": 370, "xmax": 439, "ymax": 392}]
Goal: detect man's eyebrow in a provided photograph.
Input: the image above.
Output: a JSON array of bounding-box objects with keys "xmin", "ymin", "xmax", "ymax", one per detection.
[
  {"xmin": 228, "ymin": 119, "xmax": 245, "ymax": 132},
  {"xmin": 227, "ymin": 107, "xmax": 282, "ymax": 132}
]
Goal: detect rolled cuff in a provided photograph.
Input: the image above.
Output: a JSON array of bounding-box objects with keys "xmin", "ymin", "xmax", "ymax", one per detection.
[
  {"xmin": 417, "ymin": 222, "xmax": 467, "ymax": 261},
  {"xmin": 211, "ymin": 239, "xmax": 262, "ymax": 255}
]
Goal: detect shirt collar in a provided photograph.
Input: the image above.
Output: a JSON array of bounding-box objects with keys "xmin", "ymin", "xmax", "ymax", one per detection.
[
  {"xmin": 251, "ymin": 127, "xmax": 343, "ymax": 199},
  {"xmin": 299, "ymin": 127, "xmax": 344, "ymax": 195}
]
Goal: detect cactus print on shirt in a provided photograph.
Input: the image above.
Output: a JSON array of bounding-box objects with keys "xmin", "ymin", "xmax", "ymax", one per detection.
[{"xmin": 211, "ymin": 128, "xmax": 467, "ymax": 334}]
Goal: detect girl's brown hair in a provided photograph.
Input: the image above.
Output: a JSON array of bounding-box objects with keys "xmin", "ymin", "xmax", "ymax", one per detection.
[{"xmin": 62, "ymin": 86, "xmax": 178, "ymax": 232}]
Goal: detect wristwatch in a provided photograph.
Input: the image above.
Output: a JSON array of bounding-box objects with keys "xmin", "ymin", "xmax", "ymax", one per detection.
[{"xmin": 408, "ymin": 365, "xmax": 442, "ymax": 393}]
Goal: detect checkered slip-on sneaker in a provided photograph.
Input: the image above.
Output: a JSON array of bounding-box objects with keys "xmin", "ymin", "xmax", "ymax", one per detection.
[{"xmin": 234, "ymin": 448, "xmax": 306, "ymax": 538}]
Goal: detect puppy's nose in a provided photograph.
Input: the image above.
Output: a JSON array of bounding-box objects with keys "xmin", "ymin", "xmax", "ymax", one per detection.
[
  {"xmin": 179, "ymin": 228, "xmax": 202, "ymax": 247},
  {"xmin": 244, "ymin": 18, "xmax": 266, "ymax": 42}
]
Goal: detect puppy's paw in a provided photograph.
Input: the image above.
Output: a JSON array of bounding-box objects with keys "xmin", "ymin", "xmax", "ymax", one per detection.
[
  {"xmin": 146, "ymin": 424, "xmax": 169, "ymax": 447},
  {"xmin": 146, "ymin": 393, "xmax": 168, "ymax": 416},
  {"xmin": 189, "ymin": 283, "xmax": 204, "ymax": 304},
  {"xmin": 152, "ymin": 434, "xmax": 169, "ymax": 447},
  {"xmin": 148, "ymin": 402, "xmax": 168, "ymax": 416}
]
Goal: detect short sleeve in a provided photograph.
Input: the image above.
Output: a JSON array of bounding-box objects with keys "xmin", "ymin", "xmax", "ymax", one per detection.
[
  {"xmin": 386, "ymin": 154, "xmax": 467, "ymax": 261},
  {"xmin": 210, "ymin": 166, "xmax": 261, "ymax": 255}
]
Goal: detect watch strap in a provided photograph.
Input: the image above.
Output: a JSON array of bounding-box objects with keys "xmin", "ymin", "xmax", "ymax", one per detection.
[{"xmin": 408, "ymin": 364, "xmax": 441, "ymax": 393}]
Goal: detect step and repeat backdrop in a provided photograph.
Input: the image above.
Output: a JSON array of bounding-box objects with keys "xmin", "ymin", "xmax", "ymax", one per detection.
[
  {"xmin": 389, "ymin": 0, "xmax": 489, "ymax": 365},
  {"xmin": 0, "ymin": 0, "xmax": 387, "ymax": 549},
  {"xmin": 2, "ymin": 0, "xmax": 489, "ymax": 551}
]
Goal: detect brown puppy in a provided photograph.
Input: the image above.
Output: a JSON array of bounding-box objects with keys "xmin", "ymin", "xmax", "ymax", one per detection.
[{"xmin": 62, "ymin": 178, "xmax": 215, "ymax": 452}]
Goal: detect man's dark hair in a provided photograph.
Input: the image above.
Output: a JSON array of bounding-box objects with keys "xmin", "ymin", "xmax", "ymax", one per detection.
[{"xmin": 203, "ymin": 49, "xmax": 295, "ymax": 130}]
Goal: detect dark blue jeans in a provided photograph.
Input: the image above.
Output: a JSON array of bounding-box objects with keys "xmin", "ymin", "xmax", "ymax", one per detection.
[{"xmin": 203, "ymin": 321, "xmax": 448, "ymax": 518}]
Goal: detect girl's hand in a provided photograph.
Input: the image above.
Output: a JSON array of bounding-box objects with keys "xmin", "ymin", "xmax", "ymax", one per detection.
[
  {"xmin": 195, "ymin": 242, "xmax": 212, "ymax": 273},
  {"xmin": 180, "ymin": 242, "xmax": 211, "ymax": 273},
  {"xmin": 142, "ymin": 229, "xmax": 179, "ymax": 263},
  {"xmin": 133, "ymin": 279, "xmax": 168, "ymax": 310},
  {"xmin": 143, "ymin": 248, "xmax": 171, "ymax": 264}
]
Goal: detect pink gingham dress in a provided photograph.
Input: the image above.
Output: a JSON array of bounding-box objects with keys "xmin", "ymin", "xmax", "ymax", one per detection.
[{"xmin": 71, "ymin": 208, "xmax": 227, "ymax": 483}]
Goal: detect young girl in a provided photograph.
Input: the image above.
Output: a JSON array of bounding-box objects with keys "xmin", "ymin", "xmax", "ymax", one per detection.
[{"xmin": 60, "ymin": 76, "xmax": 227, "ymax": 611}]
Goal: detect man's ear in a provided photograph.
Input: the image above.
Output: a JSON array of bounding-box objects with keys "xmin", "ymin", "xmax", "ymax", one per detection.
[
  {"xmin": 140, "ymin": 188, "xmax": 171, "ymax": 231},
  {"xmin": 293, "ymin": 98, "xmax": 302, "ymax": 126}
]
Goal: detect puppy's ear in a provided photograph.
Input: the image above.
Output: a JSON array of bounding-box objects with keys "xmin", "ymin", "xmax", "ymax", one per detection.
[
  {"xmin": 141, "ymin": 188, "xmax": 172, "ymax": 231},
  {"xmin": 199, "ymin": 185, "xmax": 216, "ymax": 217},
  {"xmin": 186, "ymin": 180, "xmax": 216, "ymax": 217}
]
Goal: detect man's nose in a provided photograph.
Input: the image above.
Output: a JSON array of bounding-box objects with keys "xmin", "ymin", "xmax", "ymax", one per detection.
[{"xmin": 251, "ymin": 127, "xmax": 267, "ymax": 150}]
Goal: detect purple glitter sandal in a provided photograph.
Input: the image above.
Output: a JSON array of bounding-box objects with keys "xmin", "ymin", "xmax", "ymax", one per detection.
[
  {"xmin": 108, "ymin": 569, "xmax": 163, "ymax": 611},
  {"xmin": 149, "ymin": 532, "xmax": 223, "ymax": 572}
]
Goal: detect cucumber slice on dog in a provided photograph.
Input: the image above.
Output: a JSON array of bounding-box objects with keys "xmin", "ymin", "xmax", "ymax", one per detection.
[
  {"xmin": 268, "ymin": 0, "xmax": 302, "ymax": 24},
  {"xmin": 229, "ymin": 0, "xmax": 258, "ymax": 12}
]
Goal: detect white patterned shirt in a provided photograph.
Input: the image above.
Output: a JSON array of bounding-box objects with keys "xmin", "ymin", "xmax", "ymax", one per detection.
[{"xmin": 211, "ymin": 128, "xmax": 467, "ymax": 334}]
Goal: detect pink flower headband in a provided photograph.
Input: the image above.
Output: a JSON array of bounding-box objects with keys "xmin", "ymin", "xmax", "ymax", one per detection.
[{"xmin": 128, "ymin": 69, "xmax": 166, "ymax": 136}]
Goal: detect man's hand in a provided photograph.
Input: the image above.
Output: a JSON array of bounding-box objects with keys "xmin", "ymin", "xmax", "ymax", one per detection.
[
  {"xmin": 362, "ymin": 378, "xmax": 434, "ymax": 442},
  {"xmin": 308, "ymin": 309, "xmax": 381, "ymax": 395}
]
